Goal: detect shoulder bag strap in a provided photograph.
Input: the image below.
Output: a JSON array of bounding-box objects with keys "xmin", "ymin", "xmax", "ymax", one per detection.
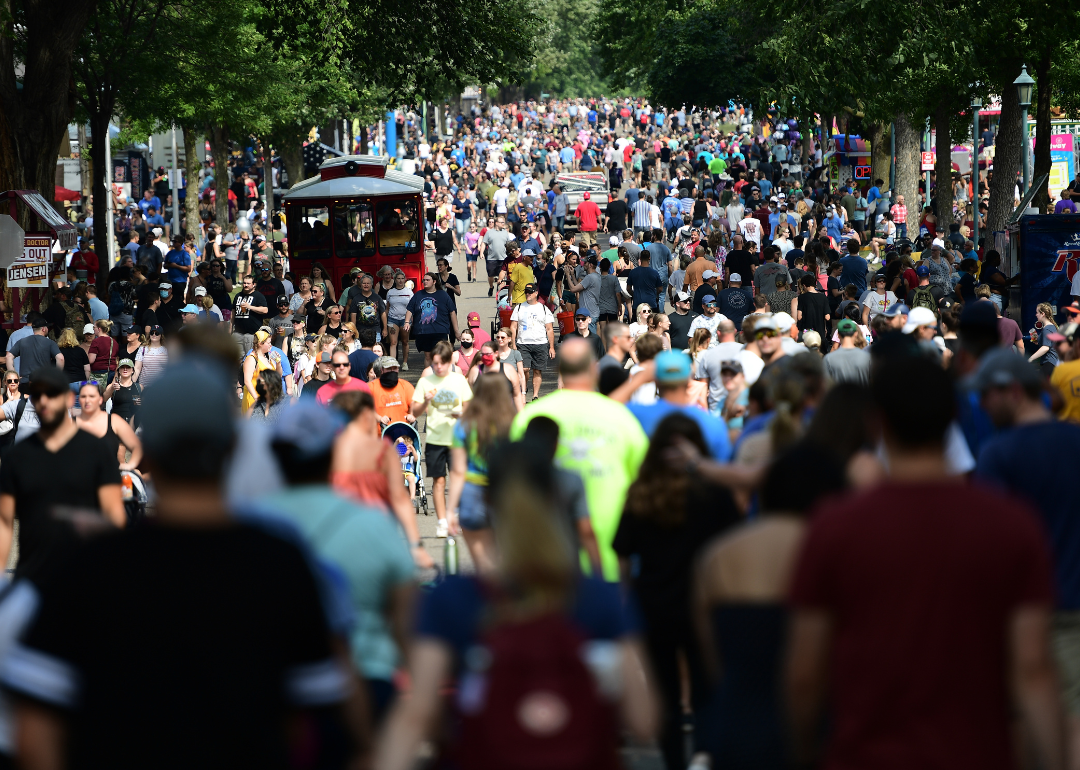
[{"xmin": 10, "ymin": 396, "xmax": 27, "ymax": 443}]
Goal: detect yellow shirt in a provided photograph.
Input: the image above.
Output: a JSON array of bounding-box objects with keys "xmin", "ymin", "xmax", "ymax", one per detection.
[
  {"xmin": 509, "ymin": 262, "xmax": 536, "ymax": 305},
  {"xmin": 1051, "ymin": 359, "xmax": 1080, "ymax": 423}
]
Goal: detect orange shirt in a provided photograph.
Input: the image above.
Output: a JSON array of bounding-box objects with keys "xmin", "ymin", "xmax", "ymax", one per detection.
[{"xmin": 371, "ymin": 379, "xmax": 415, "ymax": 423}]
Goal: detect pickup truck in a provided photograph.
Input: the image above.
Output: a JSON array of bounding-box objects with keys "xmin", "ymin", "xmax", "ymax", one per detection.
[{"xmin": 556, "ymin": 172, "xmax": 610, "ymax": 230}]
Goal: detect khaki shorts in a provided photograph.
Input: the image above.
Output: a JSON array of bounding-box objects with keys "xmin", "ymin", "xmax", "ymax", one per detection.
[
  {"xmin": 579, "ymin": 230, "xmax": 597, "ymax": 247},
  {"xmin": 1054, "ymin": 611, "xmax": 1080, "ymax": 715}
]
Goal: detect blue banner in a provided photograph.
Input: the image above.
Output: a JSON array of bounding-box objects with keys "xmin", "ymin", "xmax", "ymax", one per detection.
[{"xmin": 1019, "ymin": 214, "xmax": 1080, "ymax": 331}]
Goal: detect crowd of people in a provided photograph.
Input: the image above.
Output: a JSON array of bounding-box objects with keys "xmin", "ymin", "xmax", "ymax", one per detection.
[{"xmin": 0, "ymin": 97, "xmax": 1076, "ymax": 770}]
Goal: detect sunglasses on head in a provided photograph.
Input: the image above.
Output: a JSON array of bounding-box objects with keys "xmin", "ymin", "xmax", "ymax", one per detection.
[{"xmin": 755, "ymin": 329, "xmax": 779, "ymax": 339}]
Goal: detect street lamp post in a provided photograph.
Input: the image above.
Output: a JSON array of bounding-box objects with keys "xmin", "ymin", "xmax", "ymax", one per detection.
[
  {"xmin": 1014, "ymin": 65, "xmax": 1035, "ymax": 198},
  {"xmin": 971, "ymin": 96, "xmax": 982, "ymax": 251}
]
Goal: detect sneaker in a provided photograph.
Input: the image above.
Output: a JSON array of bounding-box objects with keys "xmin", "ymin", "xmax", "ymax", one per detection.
[
  {"xmin": 401, "ymin": 361, "xmax": 409, "ymax": 371},
  {"xmin": 435, "ymin": 519, "xmax": 448, "ymax": 538},
  {"xmin": 488, "ymin": 286, "xmax": 494, "ymax": 297},
  {"xmin": 531, "ymin": 396, "xmax": 539, "ymax": 402}
]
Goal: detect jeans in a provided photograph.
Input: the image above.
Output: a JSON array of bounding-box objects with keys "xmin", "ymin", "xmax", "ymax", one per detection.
[
  {"xmin": 553, "ymin": 215, "xmax": 565, "ymax": 234},
  {"xmin": 895, "ymin": 223, "xmax": 908, "ymax": 240},
  {"xmin": 454, "ymin": 217, "xmax": 470, "ymax": 239},
  {"xmin": 225, "ymin": 259, "xmax": 238, "ymax": 282},
  {"xmin": 990, "ymin": 293, "xmax": 1003, "ymax": 312}
]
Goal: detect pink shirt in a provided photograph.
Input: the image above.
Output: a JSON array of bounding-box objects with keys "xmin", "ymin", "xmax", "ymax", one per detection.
[{"xmin": 315, "ymin": 376, "xmax": 371, "ymax": 405}]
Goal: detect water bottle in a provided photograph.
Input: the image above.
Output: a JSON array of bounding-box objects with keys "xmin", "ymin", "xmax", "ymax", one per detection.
[{"xmin": 445, "ymin": 536, "xmax": 459, "ymax": 575}]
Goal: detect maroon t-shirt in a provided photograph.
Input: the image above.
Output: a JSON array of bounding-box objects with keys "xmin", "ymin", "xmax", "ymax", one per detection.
[
  {"xmin": 790, "ymin": 480, "xmax": 1053, "ymax": 770},
  {"xmin": 998, "ymin": 316, "xmax": 1023, "ymax": 348}
]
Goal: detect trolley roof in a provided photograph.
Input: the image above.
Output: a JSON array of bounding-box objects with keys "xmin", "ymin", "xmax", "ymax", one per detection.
[{"xmin": 282, "ymin": 155, "xmax": 425, "ymax": 201}]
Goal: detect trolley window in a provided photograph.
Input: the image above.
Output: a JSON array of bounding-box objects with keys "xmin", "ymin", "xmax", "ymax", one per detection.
[
  {"xmin": 334, "ymin": 201, "xmax": 376, "ymax": 259},
  {"xmin": 376, "ymin": 199, "xmax": 420, "ymax": 254},
  {"xmin": 292, "ymin": 206, "xmax": 332, "ymax": 262}
]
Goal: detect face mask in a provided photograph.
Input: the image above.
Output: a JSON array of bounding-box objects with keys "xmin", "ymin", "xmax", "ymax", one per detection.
[
  {"xmin": 379, "ymin": 371, "xmax": 399, "ymax": 389},
  {"xmin": 481, "ymin": 353, "xmax": 496, "ymax": 366},
  {"xmin": 159, "ymin": 289, "xmax": 169, "ymax": 298},
  {"xmin": 460, "ymin": 339, "xmax": 473, "ymax": 349}
]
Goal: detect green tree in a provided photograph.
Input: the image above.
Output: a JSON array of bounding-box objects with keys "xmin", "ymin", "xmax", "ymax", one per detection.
[{"xmin": 522, "ymin": 0, "xmax": 611, "ymax": 98}]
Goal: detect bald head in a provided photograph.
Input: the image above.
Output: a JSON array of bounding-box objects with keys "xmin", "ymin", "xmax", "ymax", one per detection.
[
  {"xmin": 717, "ymin": 319, "xmax": 736, "ymax": 341},
  {"xmin": 557, "ymin": 337, "xmax": 597, "ymax": 390}
]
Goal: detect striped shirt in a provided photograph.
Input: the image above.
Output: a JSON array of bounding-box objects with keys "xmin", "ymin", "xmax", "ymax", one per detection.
[{"xmin": 631, "ymin": 198, "xmax": 652, "ymax": 228}]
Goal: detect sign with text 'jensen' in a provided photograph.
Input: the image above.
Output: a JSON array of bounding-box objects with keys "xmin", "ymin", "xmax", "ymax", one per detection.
[{"xmin": 8, "ymin": 236, "xmax": 52, "ymax": 287}]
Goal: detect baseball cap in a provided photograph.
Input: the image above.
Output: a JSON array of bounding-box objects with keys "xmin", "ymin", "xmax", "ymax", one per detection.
[
  {"xmin": 675, "ymin": 291, "xmax": 691, "ymax": 303},
  {"xmin": 720, "ymin": 360, "xmax": 744, "ymax": 374},
  {"xmin": 180, "ymin": 304, "xmax": 199, "ymax": 314},
  {"xmin": 140, "ymin": 361, "xmax": 236, "ymax": 457},
  {"xmin": 837, "ymin": 319, "xmax": 859, "ymax": 336},
  {"xmin": 1047, "ymin": 321, "xmax": 1080, "ymax": 343},
  {"xmin": 149, "ymin": 325, "xmax": 164, "ymax": 336},
  {"xmin": 524, "ymin": 283, "xmax": 538, "ymax": 293},
  {"xmin": 773, "ymin": 312, "xmax": 795, "ymax": 331},
  {"xmin": 521, "ymin": 248, "xmax": 537, "ymax": 257},
  {"xmin": 701, "ymin": 294, "xmax": 717, "ymax": 305},
  {"xmin": 574, "ymin": 307, "xmax": 593, "ymax": 318},
  {"xmin": 754, "ymin": 314, "xmax": 779, "ymax": 332},
  {"xmin": 304, "ymin": 333, "xmax": 318, "ymax": 342},
  {"xmin": 467, "ymin": 311, "xmax": 481, "ymax": 326},
  {"xmin": 654, "ymin": 351, "xmax": 692, "ymax": 383},
  {"xmin": 377, "ymin": 356, "xmax": 400, "ymax": 370},
  {"xmin": 117, "ymin": 358, "xmax": 135, "ymax": 370},
  {"xmin": 158, "ymin": 281, "xmax": 172, "ymax": 290},
  {"xmin": 318, "ymin": 352, "xmax": 334, "ymax": 364},
  {"xmin": 194, "ymin": 286, "xmax": 207, "ymax": 296},
  {"xmin": 743, "ymin": 206, "xmax": 752, "ymax": 213},
  {"xmin": 729, "ymin": 273, "xmax": 742, "ymax": 282},
  {"xmin": 959, "ymin": 299, "xmax": 998, "ymax": 330},
  {"xmin": 277, "ymin": 295, "xmax": 290, "ymax": 306},
  {"xmin": 902, "ymin": 306, "xmax": 937, "ymax": 334},
  {"xmin": 915, "ymin": 264, "xmax": 930, "ymax": 277},
  {"xmin": 21, "ymin": 366, "xmax": 69, "ymax": 397},
  {"xmin": 252, "ymin": 235, "xmax": 266, "ymax": 244},
  {"xmin": 350, "ymin": 267, "xmax": 363, "ymax": 275},
  {"xmin": 583, "ymin": 192, "xmax": 591, "ymax": 200},
  {"xmin": 968, "ymin": 348, "xmax": 1043, "ymax": 392},
  {"xmin": 152, "ymin": 227, "xmax": 163, "ymax": 236},
  {"xmin": 30, "ymin": 317, "xmax": 48, "ymax": 329},
  {"xmin": 702, "ymin": 270, "xmax": 718, "ymax": 280},
  {"xmin": 881, "ymin": 302, "xmax": 910, "ymax": 318},
  {"xmin": 609, "ymin": 235, "xmax": 619, "ymax": 246},
  {"xmin": 82, "ymin": 323, "xmax": 95, "ymax": 335},
  {"xmin": 270, "ymin": 402, "xmax": 346, "ymax": 460}
]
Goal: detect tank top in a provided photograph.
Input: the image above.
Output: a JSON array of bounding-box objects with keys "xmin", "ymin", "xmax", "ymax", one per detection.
[
  {"xmin": 103, "ymin": 411, "xmax": 120, "ymax": 458},
  {"xmin": 331, "ymin": 442, "xmax": 392, "ymax": 509},
  {"xmin": 323, "ymin": 323, "xmax": 343, "ymax": 339},
  {"xmin": 110, "ymin": 381, "xmax": 142, "ymax": 422}
]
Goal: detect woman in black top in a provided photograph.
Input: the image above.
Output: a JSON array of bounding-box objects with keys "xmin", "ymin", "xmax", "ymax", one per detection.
[
  {"xmin": 58, "ymin": 328, "xmax": 92, "ymax": 384},
  {"xmin": 204, "ymin": 259, "xmax": 233, "ymax": 319},
  {"xmin": 430, "ymin": 218, "xmax": 456, "ymax": 262},
  {"xmin": 122, "ymin": 326, "xmax": 143, "ymax": 360},
  {"xmin": 104, "ymin": 359, "xmax": 142, "ymax": 426}
]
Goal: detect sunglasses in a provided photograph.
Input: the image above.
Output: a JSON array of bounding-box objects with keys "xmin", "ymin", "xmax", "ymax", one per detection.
[
  {"xmin": 332, "ymin": 362, "xmax": 350, "ymax": 368},
  {"xmin": 5, "ymin": 379, "xmax": 18, "ymax": 385},
  {"xmin": 755, "ymin": 329, "xmax": 779, "ymax": 339},
  {"xmin": 150, "ymin": 332, "xmax": 162, "ymax": 337}
]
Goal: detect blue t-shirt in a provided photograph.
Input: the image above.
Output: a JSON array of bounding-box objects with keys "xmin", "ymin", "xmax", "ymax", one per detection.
[
  {"xmin": 348, "ymin": 348, "xmax": 378, "ymax": 380},
  {"xmin": 164, "ymin": 248, "xmax": 191, "ymax": 283},
  {"xmin": 627, "ymin": 401, "xmax": 732, "ymax": 462},
  {"xmin": 406, "ymin": 289, "xmax": 454, "ymax": 335},
  {"xmin": 625, "ymin": 265, "xmax": 663, "ymax": 310},
  {"xmin": 717, "ymin": 287, "xmax": 753, "ymax": 330},
  {"xmin": 975, "ymin": 421, "xmax": 1080, "ymax": 609},
  {"xmin": 138, "ymin": 196, "xmax": 161, "ymax": 216},
  {"xmin": 416, "ymin": 575, "xmax": 637, "ymax": 666},
  {"xmin": 838, "ymin": 254, "xmax": 869, "ymax": 293},
  {"xmin": 647, "ymin": 242, "xmax": 672, "ymax": 284},
  {"xmin": 757, "ymin": 179, "xmax": 772, "ymax": 197},
  {"xmin": 144, "ymin": 214, "xmax": 165, "ymax": 227}
]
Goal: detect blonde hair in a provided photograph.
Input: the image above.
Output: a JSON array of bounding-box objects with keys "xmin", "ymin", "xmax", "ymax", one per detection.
[
  {"xmin": 202, "ymin": 295, "xmax": 215, "ymax": 311},
  {"xmin": 57, "ymin": 328, "xmax": 79, "ymax": 348},
  {"xmin": 95, "ymin": 319, "xmax": 112, "ymax": 334},
  {"xmin": 635, "ymin": 303, "xmax": 652, "ymax": 323},
  {"xmin": 341, "ymin": 322, "xmax": 359, "ymax": 339},
  {"xmin": 317, "ymin": 334, "xmax": 337, "ymax": 354},
  {"xmin": 1037, "ymin": 302, "xmax": 1055, "ymax": 323},
  {"xmin": 689, "ymin": 327, "xmax": 712, "ymax": 360}
]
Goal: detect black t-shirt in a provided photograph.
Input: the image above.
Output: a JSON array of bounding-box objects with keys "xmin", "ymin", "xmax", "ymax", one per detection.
[
  {"xmin": 796, "ymin": 291, "xmax": 830, "ymax": 337},
  {"xmin": 432, "ymin": 227, "xmax": 455, "ymax": 256},
  {"xmin": 110, "ymin": 381, "xmax": 142, "ymax": 423},
  {"xmin": 350, "ymin": 292, "xmax": 387, "ymax": 330},
  {"xmin": 62, "ymin": 345, "xmax": 90, "ymax": 382},
  {"xmin": 304, "ymin": 296, "xmax": 333, "ymax": 334},
  {"xmin": 561, "ymin": 330, "xmax": 605, "ymax": 360},
  {"xmin": 667, "ymin": 310, "xmax": 697, "ymax": 349},
  {"xmin": 9, "ymin": 523, "xmax": 343, "ymax": 769},
  {"xmin": 254, "ymin": 278, "xmax": 286, "ymax": 305},
  {"xmin": 158, "ymin": 295, "xmax": 185, "ymax": 333},
  {"xmin": 605, "ymin": 200, "xmax": 628, "ymax": 232},
  {"xmin": 612, "ymin": 481, "xmax": 740, "ymax": 624},
  {"xmin": 141, "ymin": 307, "xmax": 159, "ymax": 332},
  {"xmin": 232, "ymin": 290, "xmax": 268, "ymax": 335},
  {"xmin": 204, "ymin": 274, "xmax": 232, "ymax": 310},
  {"xmin": 725, "ymin": 249, "xmax": 755, "ymax": 282},
  {"xmin": 0, "ymin": 429, "xmax": 120, "ymax": 578},
  {"xmin": 441, "ymin": 273, "xmax": 460, "ymax": 313}
]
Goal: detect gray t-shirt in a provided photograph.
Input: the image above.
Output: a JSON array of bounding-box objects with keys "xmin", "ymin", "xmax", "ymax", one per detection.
[
  {"xmin": 598, "ymin": 274, "xmax": 622, "ymax": 315},
  {"xmin": 483, "ymin": 229, "xmax": 515, "ymax": 263},
  {"xmin": 10, "ymin": 334, "xmax": 61, "ymax": 382},
  {"xmin": 754, "ymin": 262, "xmax": 791, "ymax": 296},
  {"xmin": 1, "ymin": 397, "xmax": 39, "ymax": 443},
  {"xmin": 823, "ymin": 346, "xmax": 871, "ymax": 385},
  {"xmin": 695, "ymin": 342, "xmax": 745, "ymax": 409},
  {"xmin": 578, "ymin": 272, "xmax": 602, "ymax": 315}
]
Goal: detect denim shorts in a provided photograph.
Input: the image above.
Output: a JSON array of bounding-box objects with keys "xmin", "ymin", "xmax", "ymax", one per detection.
[{"xmin": 458, "ymin": 481, "xmax": 492, "ymax": 531}]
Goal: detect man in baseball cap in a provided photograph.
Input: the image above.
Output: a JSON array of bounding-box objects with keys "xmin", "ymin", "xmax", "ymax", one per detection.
[{"xmin": 466, "ymin": 310, "xmax": 490, "ymax": 347}]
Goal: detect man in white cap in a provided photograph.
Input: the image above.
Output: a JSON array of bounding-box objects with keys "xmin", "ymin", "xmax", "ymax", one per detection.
[
  {"xmin": 151, "ymin": 227, "xmax": 168, "ymax": 260},
  {"xmin": 692, "ymin": 269, "xmax": 721, "ymax": 314},
  {"xmin": 771, "ymin": 312, "xmax": 806, "ymax": 356}
]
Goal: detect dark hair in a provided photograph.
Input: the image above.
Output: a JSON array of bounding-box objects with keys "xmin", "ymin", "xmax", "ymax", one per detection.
[
  {"xmin": 800, "ymin": 274, "xmax": 817, "ymax": 289},
  {"xmin": 760, "ymin": 439, "xmax": 846, "ymax": 515},
  {"xmin": 871, "ymin": 356, "xmax": 955, "ymax": 449},
  {"xmin": 522, "ymin": 415, "xmax": 560, "ymax": 460},
  {"xmin": 805, "ymin": 383, "xmax": 876, "ymax": 462},
  {"xmin": 357, "ymin": 327, "xmax": 377, "ymax": 349},
  {"xmin": 625, "ymin": 413, "xmax": 715, "ymax": 526}
]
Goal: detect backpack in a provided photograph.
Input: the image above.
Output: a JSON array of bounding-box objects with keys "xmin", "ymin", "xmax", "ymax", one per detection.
[
  {"xmin": 455, "ymin": 605, "xmax": 620, "ymax": 770},
  {"xmin": 910, "ymin": 285, "xmax": 938, "ymax": 316},
  {"xmin": 110, "ymin": 281, "xmax": 136, "ymax": 316}
]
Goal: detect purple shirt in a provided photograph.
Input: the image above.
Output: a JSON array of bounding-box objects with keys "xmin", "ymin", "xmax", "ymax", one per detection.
[{"xmin": 1054, "ymin": 198, "xmax": 1077, "ymax": 214}]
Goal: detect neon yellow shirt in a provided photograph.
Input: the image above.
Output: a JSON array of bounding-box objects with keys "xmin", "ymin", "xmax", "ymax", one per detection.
[{"xmin": 510, "ymin": 390, "xmax": 649, "ymax": 581}]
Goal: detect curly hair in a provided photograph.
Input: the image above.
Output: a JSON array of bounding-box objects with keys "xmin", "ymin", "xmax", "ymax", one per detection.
[{"xmin": 624, "ymin": 413, "xmax": 708, "ymax": 527}]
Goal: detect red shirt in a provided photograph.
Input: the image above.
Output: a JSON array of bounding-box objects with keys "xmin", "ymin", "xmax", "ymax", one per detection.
[
  {"xmin": 574, "ymin": 201, "xmax": 602, "ymax": 232},
  {"xmin": 790, "ymin": 480, "xmax": 1053, "ymax": 770},
  {"xmin": 315, "ymin": 376, "xmax": 371, "ymax": 405},
  {"xmin": 70, "ymin": 249, "xmax": 99, "ymax": 284}
]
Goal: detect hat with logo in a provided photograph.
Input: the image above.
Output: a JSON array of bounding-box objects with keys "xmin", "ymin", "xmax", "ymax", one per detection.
[
  {"xmin": 915, "ymin": 264, "xmax": 930, "ymax": 277},
  {"xmin": 524, "ymin": 283, "xmax": 538, "ymax": 294},
  {"xmin": 467, "ymin": 311, "xmax": 481, "ymax": 327},
  {"xmin": 194, "ymin": 286, "xmax": 207, "ymax": 297},
  {"xmin": 117, "ymin": 358, "xmax": 135, "ymax": 370},
  {"xmin": 654, "ymin": 350, "xmax": 692, "ymax": 383},
  {"xmin": 583, "ymin": 192, "xmax": 591, "ymax": 200},
  {"xmin": 675, "ymin": 290, "xmax": 691, "ymax": 302}
]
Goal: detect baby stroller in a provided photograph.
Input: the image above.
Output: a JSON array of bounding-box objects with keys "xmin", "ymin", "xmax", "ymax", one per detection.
[
  {"xmin": 491, "ymin": 282, "xmax": 513, "ymax": 338},
  {"xmin": 381, "ymin": 421, "xmax": 428, "ymax": 515},
  {"xmin": 121, "ymin": 469, "xmax": 149, "ymax": 524}
]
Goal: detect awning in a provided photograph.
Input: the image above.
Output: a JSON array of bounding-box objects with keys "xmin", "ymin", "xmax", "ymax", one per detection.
[
  {"xmin": 2, "ymin": 190, "xmax": 79, "ymax": 250},
  {"xmin": 55, "ymin": 185, "xmax": 80, "ymax": 202}
]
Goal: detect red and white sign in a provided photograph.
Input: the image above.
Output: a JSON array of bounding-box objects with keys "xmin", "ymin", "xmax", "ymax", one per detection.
[
  {"xmin": 921, "ymin": 152, "xmax": 935, "ymax": 171},
  {"xmin": 8, "ymin": 235, "xmax": 52, "ymax": 287}
]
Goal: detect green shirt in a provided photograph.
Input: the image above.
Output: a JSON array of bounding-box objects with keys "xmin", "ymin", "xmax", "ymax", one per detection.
[
  {"xmin": 510, "ymin": 390, "xmax": 649, "ymax": 581},
  {"xmin": 708, "ymin": 157, "xmax": 727, "ymax": 175}
]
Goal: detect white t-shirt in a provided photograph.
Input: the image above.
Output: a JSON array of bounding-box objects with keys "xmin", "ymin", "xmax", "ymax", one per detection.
[
  {"xmin": 862, "ymin": 290, "xmax": 897, "ymax": 321},
  {"xmin": 738, "ymin": 217, "xmax": 762, "ymax": 247},
  {"xmin": 688, "ymin": 312, "xmax": 728, "ymax": 343},
  {"xmin": 510, "ymin": 301, "xmax": 555, "ymax": 345},
  {"xmin": 386, "ymin": 288, "xmax": 413, "ymax": 321},
  {"xmin": 493, "ymin": 187, "xmax": 510, "ymax": 214}
]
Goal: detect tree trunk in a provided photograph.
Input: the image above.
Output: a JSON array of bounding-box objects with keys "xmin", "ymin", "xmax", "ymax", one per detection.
[
  {"xmin": 207, "ymin": 123, "xmax": 231, "ymax": 226},
  {"xmin": 894, "ymin": 113, "xmax": 921, "ymax": 235},
  {"xmin": 870, "ymin": 122, "xmax": 892, "ymax": 192},
  {"xmin": 280, "ymin": 142, "xmax": 304, "ymax": 189},
  {"xmin": 0, "ymin": 0, "xmax": 94, "ymax": 207},
  {"xmin": 77, "ymin": 123, "xmax": 90, "ymax": 198},
  {"xmin": 933, "ymin": 98, "xmax": 954, "ymax": 229},
  {"xmin": 89, "ymin": 110, "xmax": 113, "ymax": 288},
  {"xmin": 986, "ymin": 75, "xmax": 1022, "ymax": 236},
  {"xmin": 182, "ymin": 126, "xmax": 201, "ymax": 242},
  {"xmin": 1031, "ymin": 48, "xmax": 1053, "ymax": 214},
  {"xmin": 359, "ymin": 124, "xmax": 369, "ymax": 155}
]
